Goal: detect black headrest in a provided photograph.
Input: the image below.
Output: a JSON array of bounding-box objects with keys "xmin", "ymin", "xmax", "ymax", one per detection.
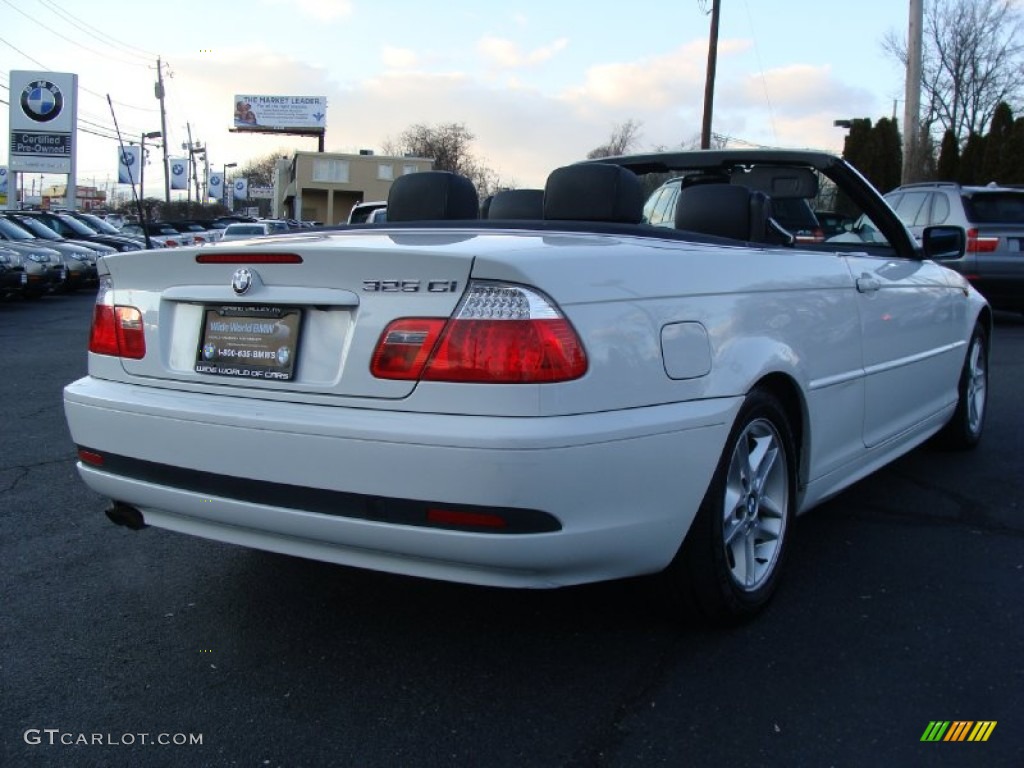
[
  {"xmin": 543, "ymin": 164, "xmax": 643, "ymax": 223},
  {"xmin": 675, "ymin": 183, "xmax": 772, "ymax": 242},
  {"xmin": 386, "ymin": 171, "xmax": 479, "ymax": 222},
  {"xmin": 487, "ymin": 189, "xmax": 544, "ymax": 220}
]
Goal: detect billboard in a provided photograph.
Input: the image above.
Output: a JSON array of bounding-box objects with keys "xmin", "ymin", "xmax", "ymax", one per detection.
[
  {"xmin": 9, "ymin": 71, "xmax": 79, "ymax": 173},
  {"xmin": 233, "ymin": 95, "xmax": 326, "ymax": 132}
]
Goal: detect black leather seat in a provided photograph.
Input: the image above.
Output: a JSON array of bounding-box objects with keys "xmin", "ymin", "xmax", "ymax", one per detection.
[
  {"xmin": 543, "ymin": 163, "xmax": 643, "ymax": 223},
  {"xmin": 674, "ymin": 183, "xmax": 792, "ymax": 244},
  {"xmin": 386, "ymin": 171, "xmax": 479, "ymax": 222},
  {"xmin": 487, "ymin": 189, "xmax": 544, "ymax": 220}
]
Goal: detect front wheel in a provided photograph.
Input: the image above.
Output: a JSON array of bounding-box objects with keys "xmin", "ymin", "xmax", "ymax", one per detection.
[
  {"xmin": 664, "ymin": 389, "xmax": 797, "ymax": 626},
  {"xmin": 934, "ymin": 322, "xmax": 988, "ymax": 450}
]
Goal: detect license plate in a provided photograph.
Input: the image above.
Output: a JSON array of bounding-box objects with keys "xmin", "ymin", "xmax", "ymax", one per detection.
[{"xmin": 195, "ymin": 305, "xmax": 302, "ymax": 381}]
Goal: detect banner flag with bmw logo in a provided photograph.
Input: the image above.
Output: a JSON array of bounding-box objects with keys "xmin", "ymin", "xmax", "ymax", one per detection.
[
  {"xmin": 169, "ymin": 157, "xmax": 189, "ymax": 190},
  {"xmin": 0, "ymin": 167, "xmax": 7, "ymax": 197},
  {"xmin": 118, "ymin": 145, "xmax": 141, "ymax": 184},
  {"xmin": 208, "ymin": 172, "xmax": 223, "ymax": 201},
  {"xmin": 233, "ymin": 178, "xmax": 248, "ymax": 200}
]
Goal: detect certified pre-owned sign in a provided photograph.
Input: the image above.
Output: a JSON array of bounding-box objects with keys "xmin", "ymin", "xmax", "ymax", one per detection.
[{"xmin": 8, "ymin": 70, "xmax": 78, "ymax": 173}]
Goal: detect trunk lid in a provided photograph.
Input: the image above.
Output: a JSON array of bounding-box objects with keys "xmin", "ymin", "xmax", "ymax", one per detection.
[{"xmin": 103, "ymin": 232, "xmax": 477, "ymax": 399}]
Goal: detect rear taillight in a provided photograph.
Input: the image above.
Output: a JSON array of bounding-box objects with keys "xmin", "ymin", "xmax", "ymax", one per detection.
[
  {"xmin": 370, "ymin": 319, "xmax": 447, "ymax": 379},
  {"xmin": 966, "ymin": 228, "xmax": 999, "ymax": 253},
  {"xmin": 88, "ymin": 277, "xmax": 146, "ymax": 359},
  {"xmin": 371, "ymin": 282, "xmax": 587, "ymax": 383}
]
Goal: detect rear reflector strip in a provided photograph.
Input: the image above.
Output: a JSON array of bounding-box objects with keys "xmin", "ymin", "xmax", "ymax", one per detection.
[
  {"xmin": 77, "ymin": 449, "xmax": 104, "ymax": 467},
  {"xmin": 427, "ymin": 509, "xmax": 508, "ymax": 529},
  {"xmin": 195, "ymin": 253, "xmax": 303, "ymax": 264}
]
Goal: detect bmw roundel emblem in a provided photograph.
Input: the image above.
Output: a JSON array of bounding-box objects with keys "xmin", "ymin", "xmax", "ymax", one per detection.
[
  {"xmin": 20, "ymin": 80, "xmax": 64, "ymax": 123},
  {"xmin": 172, "ymin": 164, "xmax": 184, "ymax": 175},
  {"xmin": 231, "ymin": 268, "xmax": 253, "ymax": 295},
  {"xmin": 121, "ymin": 150, "xmax": 135, "ymax": 166}
]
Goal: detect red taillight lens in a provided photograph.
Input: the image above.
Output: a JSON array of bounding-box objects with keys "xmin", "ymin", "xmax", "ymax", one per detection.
[
  {"xmin": 370, "ymin": 282, "xmax": 587, "ymax": 384},
  {"xmin": 89, "ymin": 302, "xmax": 146, "ymax": 359},
  {"xmin": 370, "ymin": 319, "xmax": 447, "ymax": 379},
  {"xmin": 88, "ymin": 304, "xmax": 119, "ymax": 356},
  {"xmin": 966, "ymin": 228, "xmax": 999, "ymax": 253},
  {"xmin": 425, "ymin": 318, "xmax": 586, "ymax": 382}
]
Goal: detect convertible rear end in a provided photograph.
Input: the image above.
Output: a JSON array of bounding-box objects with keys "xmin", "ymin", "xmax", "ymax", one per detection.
[{"xmin": 64, "ymin": 156, "xmax": 990, "ymax": 623}]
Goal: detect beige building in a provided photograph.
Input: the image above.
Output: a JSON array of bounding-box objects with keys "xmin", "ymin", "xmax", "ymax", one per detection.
[{"xmin": 275, "ymin": 151, "xmax": 433, "ymax": 224}]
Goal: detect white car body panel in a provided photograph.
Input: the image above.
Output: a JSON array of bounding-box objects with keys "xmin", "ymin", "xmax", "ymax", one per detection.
[{"xmin": 63, "ymin": 216, "xmax": 987, "ymax": 587}]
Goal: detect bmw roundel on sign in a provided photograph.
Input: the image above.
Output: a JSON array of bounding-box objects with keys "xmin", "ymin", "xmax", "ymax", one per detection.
[
  {"xmin": 20, "ymin": 80, "xmax": 64, "ymax": 123},
  {"xmin": 121, "ymin": 150, "xmax": 135, "ymax": 166},
  {"xmin": 235, "ymin": 180, "xmax": 244, "ymax": 191},
  {"xmin": 173, "ymin": 163, "xmax": 184, "ymax": 175}
]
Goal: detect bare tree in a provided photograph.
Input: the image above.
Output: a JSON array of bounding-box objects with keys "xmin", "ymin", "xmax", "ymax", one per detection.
[
  {"xmin": 233, "ymin": 150, "xmax": 291, "ymax": 188},
  {"xmin": 383, "ymin": 122, "xmax": 508, "ymax": 197},
  {"xmin": 586, "ymin": 119, "xmax": 643, "ymax": 159},
  {"xmin": 885, "ymin": 0, "xmax": 1024, "ymax": 144}
]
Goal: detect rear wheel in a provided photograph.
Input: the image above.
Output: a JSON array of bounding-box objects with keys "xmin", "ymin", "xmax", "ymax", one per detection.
[
  {"xmin": 935, "ymin": 322, "xmax": 988, "ymax": 449},
  {"xmin": 664, "ymin": 390, "xmax": 796, "ymax": 625}
]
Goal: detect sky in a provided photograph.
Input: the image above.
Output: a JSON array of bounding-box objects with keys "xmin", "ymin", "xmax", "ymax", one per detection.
[{"xmin": 0, "ymin": 0, "xmax": 917, "ymax": 199}]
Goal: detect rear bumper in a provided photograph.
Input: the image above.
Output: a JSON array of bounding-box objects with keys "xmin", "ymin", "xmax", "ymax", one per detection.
[{"xmin": 64, "ymin": 376, "xmax": 739, "ymax": 587}]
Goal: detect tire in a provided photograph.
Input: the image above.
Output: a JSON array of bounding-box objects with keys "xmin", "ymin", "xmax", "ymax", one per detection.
[
  {"xmin": 664, "ymin": 389, "xmax": 797, "ymax": 626},
  {"xmin": 934, "ymin": 322, "xmax": 988, "ymax": 450}
]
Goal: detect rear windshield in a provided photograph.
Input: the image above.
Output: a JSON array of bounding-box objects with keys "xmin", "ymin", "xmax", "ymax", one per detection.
[
  {"xmin": 226, "ymin": 225, "xmax": 265, "ymax": 235},
  {"xmin": 962, "ymin": 192, "xmax": 1024, "ymax": 223}
]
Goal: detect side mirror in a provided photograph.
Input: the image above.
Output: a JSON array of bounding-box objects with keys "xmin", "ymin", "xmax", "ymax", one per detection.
[{"xmin": 922, "ymin": 225, "xmax": 965, "ymax": 260}]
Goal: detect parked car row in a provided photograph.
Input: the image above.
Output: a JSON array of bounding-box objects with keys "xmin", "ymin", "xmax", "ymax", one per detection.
[{"xmin": 0, "ymin": 212, "xmax": 120, "ymax": 298}]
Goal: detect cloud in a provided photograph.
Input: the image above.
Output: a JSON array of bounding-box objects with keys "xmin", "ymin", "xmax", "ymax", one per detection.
[
  {"xmin": 561, "ymin": 39, "xmax": 748, "ymax": 112},
  {"xmin": 381, "ymin": 46, "xmax": 418, "ymax": 69},
  {"xmin": 476, "ymin": 36, "xmax": 569, "ymax": 68}
]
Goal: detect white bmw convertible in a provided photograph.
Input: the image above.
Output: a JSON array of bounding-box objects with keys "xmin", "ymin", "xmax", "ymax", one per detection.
[{"xmin": 63, "ymin": 151, "xmax": 990, "ymax": 623}]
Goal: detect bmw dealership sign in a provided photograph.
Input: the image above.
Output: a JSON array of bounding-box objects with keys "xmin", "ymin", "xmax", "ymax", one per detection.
[{"xmin": 8, "ymin": 70, "xmax": 78, "ymax": 173}]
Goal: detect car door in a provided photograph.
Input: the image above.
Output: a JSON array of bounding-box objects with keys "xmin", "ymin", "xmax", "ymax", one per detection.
[{"xmin": 842, "ymin": 250, "xmax": 958, "ymax": 448}]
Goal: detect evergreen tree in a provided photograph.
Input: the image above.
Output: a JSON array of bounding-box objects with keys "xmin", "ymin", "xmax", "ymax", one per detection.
[
  {"xmin": 1005, "ymin": 118, "xmax": 1024, "ymax": 183},
  {"xmin": 981, "ymin": 101, "xmax": 1014, "ymax": 183},
  {"xmin": 841, "ymin": 118, "xmax": 875, "ymax": 177},
  {"xmin": 936, "ymin": 129, "xmax": 960, "ymax": 180},
  {"xmin": 957, "ymin": 133, "xmax": 987, "ymax": 184},
  {"xmin": 871, "ymin": 117, "xmax": 903, "ymax": 192}
]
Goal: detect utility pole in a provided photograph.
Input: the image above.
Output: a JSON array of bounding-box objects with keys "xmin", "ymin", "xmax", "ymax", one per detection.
[
  {"xmin": 700, "ymin": 1, "xmax": 722, "ymax": 150},
  {"xmin": 155, "ymin": 57, "xmax": 171, "ymax": 203},
  {"xmin": 902, "ymin": 0, "xmax": 923, "ymax": 184}
]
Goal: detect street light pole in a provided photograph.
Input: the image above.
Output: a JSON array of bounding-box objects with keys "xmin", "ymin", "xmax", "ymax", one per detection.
[
  {"xmin": 222, "ymin": 162, "xmax": 236, "ymax": 208},
  {"xmin": 139, "ymin": 131, "xmax": 162, "ymax": 201}
]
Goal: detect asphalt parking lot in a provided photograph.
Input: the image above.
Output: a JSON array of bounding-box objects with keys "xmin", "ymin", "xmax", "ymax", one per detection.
[{"xmin": 2, "ymin": 292, "xmax": 1022, "ymax": 768}]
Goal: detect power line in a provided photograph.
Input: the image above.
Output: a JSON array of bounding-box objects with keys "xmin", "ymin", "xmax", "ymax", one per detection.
[
  {"xmin": 0, "ymin": 0, "xmax": 150, "ymax": 68},
  {"xmin": 35, "ymin": 0, "xmax": 156, "ymax": 61},
  {"xmin": 0, "ymin": 37, "xmax": 159, "ymax": 116}
]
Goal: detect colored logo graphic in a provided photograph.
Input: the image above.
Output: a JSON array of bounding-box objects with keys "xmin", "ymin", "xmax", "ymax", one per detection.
[
  {"xmin": 234, "ymin": 180, "xmax": 245, "ymax": 191},
  {"xmin": 276, "ymin": 346, "xmax": 290, "ymax": 365},
  {"xmin": 121, "ymin": 150, "xmax": 136, "ymax": 166},
  {"xmin": 920, "ymin": 721, "xmax": 997, "ymax": 742},
  {"xmin": 20, "ymin": 80, "xmax": 63, "ymax": 123},
  {"xmin": 172, "ymin": 163, "xmax": 185, "ymax": 175},
  {"xmin": 203, "ymin": 342, "xmax": 217, "ymax": 360}
]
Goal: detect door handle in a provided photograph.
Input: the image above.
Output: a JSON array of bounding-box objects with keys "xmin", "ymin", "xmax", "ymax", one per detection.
[{"xmin": 856, "ymin": 276, "xmax": 881, "ymax": 293}]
